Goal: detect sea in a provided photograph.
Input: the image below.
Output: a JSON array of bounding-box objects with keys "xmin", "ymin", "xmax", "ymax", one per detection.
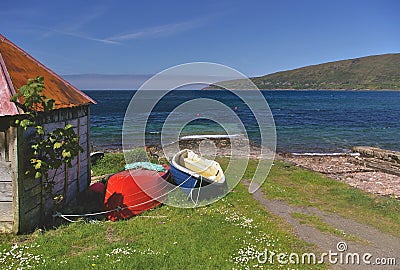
[{"xmin": 85, "ymin": 90, "xmax": 400, "ymax": 154}]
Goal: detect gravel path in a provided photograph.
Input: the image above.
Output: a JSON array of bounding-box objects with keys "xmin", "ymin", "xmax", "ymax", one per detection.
[{"xmin": 249, "ymin": 183, "xmax": 400, "ymax": 269}]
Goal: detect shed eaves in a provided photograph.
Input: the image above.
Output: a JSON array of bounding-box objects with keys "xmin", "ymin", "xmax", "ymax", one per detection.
[{"xmin": 0, "ymin": 34, "xmax": 96, "ymax": 116}]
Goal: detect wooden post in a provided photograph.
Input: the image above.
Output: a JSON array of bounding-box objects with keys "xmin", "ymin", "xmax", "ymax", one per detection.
[
  {"xmin": 77, "ymin": 117, "xmax": 81, "ymax": 194},
  {"xmin": 63, "ymin": 163, "xmax": 68, "ymax": 204},
  {"xmin": 13, "ymin": 126, "xmax": 22, "ymax": 233},
  {"xmin": 87, "ymin": 106, "xmax": 91, "ymax": 187}
]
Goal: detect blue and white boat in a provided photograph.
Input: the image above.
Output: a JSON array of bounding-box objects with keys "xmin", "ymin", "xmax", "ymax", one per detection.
[{"xmin": 170, "ymin": 149, "xmax": 227, "ymax": 201}]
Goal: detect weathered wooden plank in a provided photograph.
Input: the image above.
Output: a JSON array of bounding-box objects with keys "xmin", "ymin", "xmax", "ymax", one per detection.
[
  {"xmin": 80, "ymin": 154, "xmax": 88, "ymax": 163},
  {"xmin": 68, "ymin": 165, "xmax": 78, "ymax": 181},
  {"xmin": 80, "ymin": 160, "xmax": 89, "ymax": 191},
  {"xmin": 0, "ymin": 181, "xmax": 13, "ymax": 201},
  {"xmin": 14, "ymin": 126, "xmax": 22, "ymax": 233},
  {"xmin": 24, "ymin": 169, "xmax": 70, "ymax": 194},
  {"xmin": 79, "ymin": 118, "xmax": 88, "ymax": 125},
  {"xmin": 23, "ymin": 183, "xmax": 41, "ymax": 200},
  {"xmin": 22, "ymin": 177, "xmax": 41, "ymax": 192},
  {"xmin": 70, "ymin": 156, "xmax": 79, "ymax": 167},
  {"xmin": 79, "ymin": 126, "xmax": 88, "ymax": 135},
  {"xmin": 0, "ymin": 159, "xmax": 12, "ymax": 183},
  {"xmin": 80, "ymin": 116, "xmax": 88, "ymax": 124},
  {"xmin": 42, "ymin": 121, "xmax": 65, "ymax": 133},
  {"xmin": 52, "ymin": 172, "xmax": 67, "ymax": 194},
  {"xmin": 79, "ymin": 107, "xmax": 88, "ymax": 118},
  {"xmin": 79, "ymin": 116, "xmax": 88, "ymax": 126},
  {"xmin": 80, "ymin": 157, "xmax": 88, "ymax": 168},
  {"xmin": 86, "ymin": 106, "xmax": 91, "ymax": 155},
  {"xmin": 52, "ymin": 187, "xmax": 64, "ymax": 198},
  {"xmin": 0, "ymin": 221, "xmax": 12, "ymax": 233},
  {"xmin": 79, "ymin": 130, "xmax": 87, "ymax": 138},
  {"xmin": 53, "ymin": 176, "xmax": 77, "ymax": 195},
  {"xmin": 22, "ymin": 126, "xmax": 37, "ymax": 141},
  {"xmin": 7, "ymin": 126, "xmax": 18, "ymax": 168},
  {"xmin": 79, "ymin": 125, "xmax": 88, "ymax": 134},
  {"xmin": 79, "ymin": 171, "xmax": 88, "ymax": 180},
  {"xmin": 22, "ymin": 191, "xmax": 42, "ymax": 214},
  {"xmin": 69, "ymin": 118, "xmax": 79, "ymax": 126},
  {"xmin": 79, "ymin": 129, "xmax": 88, "ymax": 138},
  {"xmin": 22, "ymin": 206, "xmax": 41, "ymax": 231},
  {"xmin": 47, "ymin": 166, "xmax": 66, "ymax": 180},
  {"xmin": 53, "ymin": 179, "xmax": 78, "ymax": 202},
  {"xmin": 79, "ymin": 128, "xmax": 88, "ymax": 138},
  {"xmin": 66, "ymin": 180, "xmax": 78, "ymax": 203},
  {"xmin": 0, "ymin": 202, "xmax": 13, "ymax": 221},
  {"xmin": 80, "ymin": 135, "xmax": 88, "ymax": 144},
  {"xmin": 79, "ymin": 140, "xmax": 88, "ymax": 150},
  {"xmin": 44, "ymin": 196, "xmax": 55, "ymax": 216},
  {"xmin": 76, "ymin": 118, "xmax": 81, "ymax": 194},
  {"xmin": 38, "ymin": 109, "xmax": 87, "ymax": 124},
  {"xmin": 0, "ymin": 131, "xmax": 5, "ymax": 160},
  {"xmin": 79, "ymin": 172, "xmax": 89, "ymax": 192}
]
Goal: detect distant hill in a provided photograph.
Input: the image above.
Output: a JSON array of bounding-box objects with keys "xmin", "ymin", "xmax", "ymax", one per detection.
[
  {"xmin": 62, "ymin": 74, "xmax": 231, "ymax": 90},
  {"xmin": 205, "ymin": 53, "xmax": 400, "ymax": 90}
]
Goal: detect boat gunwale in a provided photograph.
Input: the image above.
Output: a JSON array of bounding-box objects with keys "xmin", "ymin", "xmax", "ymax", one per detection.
[{"xmin": 171, "ymin": 149, "xmax": 226, "ymax": 184}]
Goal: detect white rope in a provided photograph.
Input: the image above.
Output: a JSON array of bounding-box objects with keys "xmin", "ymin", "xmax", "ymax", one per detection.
[
  {"xmin": 54, "ymin": 171, "xmax": 196, "ymax": 221},
  {"xmin": 57, "ymin": 214, "xmax": 167, "ymax": 223},
  {"xmin": 188, "ymin": 175, "xmax": 204, "ymax": 206},
  {"xmin": 57, "ymin": 214, "xmax": 78, "ymax": 223},
  {"xmin": 196, "ymin": 176, "xmax": 204, "ymax": 206}
]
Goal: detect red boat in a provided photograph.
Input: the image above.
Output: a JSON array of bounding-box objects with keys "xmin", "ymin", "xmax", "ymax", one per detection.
[{"xmin": 104, "ymin": 165, "xmax": 170, "ymax": 221}]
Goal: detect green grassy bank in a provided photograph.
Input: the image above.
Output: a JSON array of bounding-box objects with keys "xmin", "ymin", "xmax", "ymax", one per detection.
[{"xmin": 1, "ymin": 153, "xmax": 399, "ymax": 269}]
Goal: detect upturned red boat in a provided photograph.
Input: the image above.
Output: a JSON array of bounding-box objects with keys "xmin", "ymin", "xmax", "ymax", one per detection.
[{"xmin": 104, "ymin": 164, "xmax": 170, "ymax": 221}]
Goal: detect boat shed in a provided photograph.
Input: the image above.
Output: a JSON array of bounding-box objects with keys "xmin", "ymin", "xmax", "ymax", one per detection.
[{"xmin": 0, "ymin": 34, "xmax": 96, "ymax": 233}]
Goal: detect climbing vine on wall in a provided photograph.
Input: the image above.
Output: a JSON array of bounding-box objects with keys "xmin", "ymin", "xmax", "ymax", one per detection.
[{"xmin": 10, "ymin": 76, "xmax": 83, "ymax": 207}]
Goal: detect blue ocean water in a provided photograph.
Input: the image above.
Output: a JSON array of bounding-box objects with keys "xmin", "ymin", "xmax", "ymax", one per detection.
[{"xmin": 86, "ymin": 90, "xmax": 400, "ymax": 153}]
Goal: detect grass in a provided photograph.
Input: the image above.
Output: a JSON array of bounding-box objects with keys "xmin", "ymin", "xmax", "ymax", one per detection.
[
  {"xmin": 1, "ymin": 154, "xmax": 400, "ymax": 269},
  {"xmin": 257, "ymin": 160, "xmax": 400, "ymax": 238},
  {"xmin": 91, "ymin": 150, "xmax": 163, "ymax": 177},
  {"xmin": 0, "ymin": 181, "xmax": 321, "ymax": 269},
  {"xmin": 91, "ymin": 152, "xmax": 125, "ymax": 177},
  {"xmin": 0, "ymin": 153, "xmax": 324, "ymax": 269}
]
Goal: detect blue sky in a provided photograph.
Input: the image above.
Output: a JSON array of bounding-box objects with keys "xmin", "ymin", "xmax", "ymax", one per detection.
[{"xmin": 1, "ymin": 0, "xmax": 399, "ymax": 78}]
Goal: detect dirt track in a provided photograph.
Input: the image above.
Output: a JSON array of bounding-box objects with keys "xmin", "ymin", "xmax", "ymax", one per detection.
[{"xmin": 248, "ymin": 182, "xmax": 400, "ymax": 269}]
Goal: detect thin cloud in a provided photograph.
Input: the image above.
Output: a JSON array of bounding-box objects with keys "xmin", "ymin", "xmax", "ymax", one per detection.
[
  {"xmin": 40, "ymin": 5, "xmax": 112, "ymax": 43},
  {"xmin": 36, "ymin": 13, "xmax": 209, "ymax": 45},
  {"xmin": 105, "ymin": 18, "xmax": 206, "ymax": 42},
  {"xmin": 43, "ymin": 28, "xmax": 121, "ymax": 45}
]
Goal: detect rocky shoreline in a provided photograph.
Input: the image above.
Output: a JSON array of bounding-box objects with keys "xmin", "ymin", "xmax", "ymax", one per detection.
[
  {"xmin": 93, "ymin": 138, "xmax": 400, "ymax": 200},
  {"xmin": 282, "ymin": 153, "xmax": 400, "ymax": 199},
  {"xmin": 146, "ymin": 135, "xmax": 265, "ymax": 159}
]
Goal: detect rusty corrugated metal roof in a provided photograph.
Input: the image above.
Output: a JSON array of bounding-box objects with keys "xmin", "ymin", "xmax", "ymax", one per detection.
[{"xmin": 0, "ymin": 34, "xmax": 96, "ymax": 116}]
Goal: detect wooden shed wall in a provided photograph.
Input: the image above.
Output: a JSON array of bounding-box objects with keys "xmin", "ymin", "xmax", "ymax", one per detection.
[
  {"xmin": 18, "ymin": 106, "xmax": 90, "ymax": 232},
  {"xmin": 0, "ymin": 126, "xmax": 18, "ymax": 232},
  {"xmin": 11, "ymin": 105, "xmax": 90, "ymax": 233}
]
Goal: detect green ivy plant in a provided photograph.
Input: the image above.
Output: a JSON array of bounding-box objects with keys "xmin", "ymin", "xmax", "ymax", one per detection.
[{"xmin": 10, "ymin": 76, "xmax": 83, "ymax": 210}]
